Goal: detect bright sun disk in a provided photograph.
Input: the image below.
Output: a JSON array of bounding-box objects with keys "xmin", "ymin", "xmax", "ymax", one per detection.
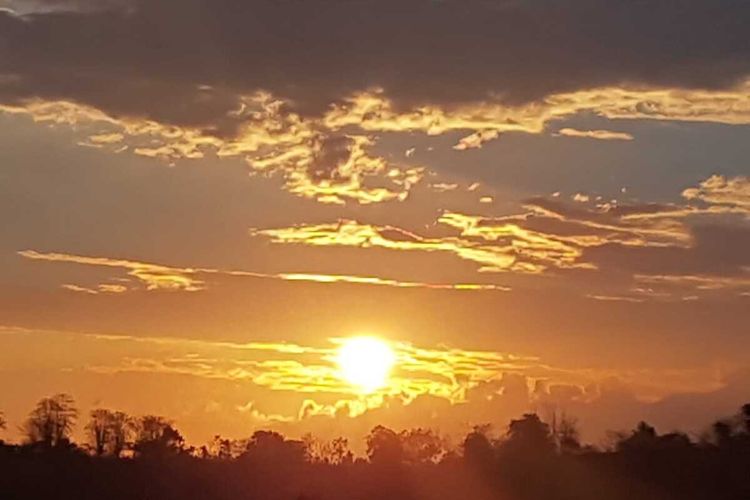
[{"xmin": 336, "ymin": 336, "xmax": 396, "ymax": 392}]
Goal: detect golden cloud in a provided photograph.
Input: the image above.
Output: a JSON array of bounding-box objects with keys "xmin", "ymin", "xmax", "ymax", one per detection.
[
  {"xmin": 251, "ymin": 174, "xmax": 750, "ymax": 299},
  {"xmin": 18, "ymin": 249, "xmax": 509, "ymax": 293},
  {"xmin": 682, "ymin": 175, "xmax": 750, "ymax": 212},
  {"xmin": 252, "ymin": 220, "xmax": 530, "ymax": 273},
  {"xmin": 0, "ymin": 95, "xmax": 422, "ymax": 205},
  {"xmin": 0, "ymin": 326, "xmax": 728, "ymax": 426},
  {"xmin": 19, "ymin": 250, "xmax": 205, "ymax": 291},
  {"xmin": 323, "ymin": 81, "xmax": 750, "ymax": 138},
  {"xmin": 3, "ymin": 82, "xmax": 750, "ymax": 205}
]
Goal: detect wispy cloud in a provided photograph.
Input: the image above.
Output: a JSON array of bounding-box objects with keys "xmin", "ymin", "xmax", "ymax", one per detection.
[
  {"xmin": 18, "ymin": 250, "xmax": 509, "ymax": 293},
  {"xmin": 277, "ymin": 273, "xmax": 509, "ymax": 292},
  {"xmin": 251, "ymin": 175, "xmax": 750, "ymax": 299},
  {"xmin": 556, "ymin": 128, "xmax": 634, "ymax": 141},
  {"xmin": 19, "ymin": 250, "xmax": 205, "ymax": 291},
  {"xmin": 252, "ymin": 220, "xmax": 539, "ymax": 273},
  {"xmin": 682, "ymin": 175, "xmax": 750, "ymax": 211},
  {"xmin": 452, "ymin": 130, "xmax": 500, "ymax": 150},
  {"xmin": 61, "ymin": 283, "xmax": 128, "ymax": 295}
]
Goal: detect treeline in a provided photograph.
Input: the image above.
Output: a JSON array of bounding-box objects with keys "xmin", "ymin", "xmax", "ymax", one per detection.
[{"xmin": 0, "ymin": 395, "xmax": 749, "ymax": 500}]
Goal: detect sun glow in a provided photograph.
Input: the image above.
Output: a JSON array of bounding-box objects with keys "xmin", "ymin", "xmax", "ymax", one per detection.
[{"xmin": 336, "ymin": 336, "xmax": 396, "ymax": 392}]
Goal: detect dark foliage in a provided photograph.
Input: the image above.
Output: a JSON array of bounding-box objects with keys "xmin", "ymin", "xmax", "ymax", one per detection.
[{"xmin": 1, "ymin": 397, "xmax": 750, "ymax": 500}]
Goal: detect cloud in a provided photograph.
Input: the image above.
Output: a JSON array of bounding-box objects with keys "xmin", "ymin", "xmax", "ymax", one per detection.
[
  {"xmin": 276, "ymin": 273, "xmax": 509, "ymax": 292},
  {"xmin": 3, "ymin": 0, "xmax": 750, "ymax": 114},
  {"xmin": 235, "ymin": 401, "xmax": 294, "ymax": 423},
  {"xmin": 2, "ymin": 0, "xmax": 132, "ymax": 15},
  {"xmin": 252, "ymin": 175, "xmax": 750, "ymax": 298},
  {"xmin": 19, "ymin": 250, "xmax": 205, "ymax": 291},
  {"xmin": 18, "ymin": 249, "xmax": 510, "ymax": 293},
  {"xmin": 250, "ymin": 195, "xmax": 700, "ymax": 276},
  {"xmin": 682, "ymin": 175, "xmax": 750, "ymax": 211},
  {"xmin": 0, "ymin": 97, "xmax": 425, "ymax": 204},
  {"xmin": 586, "ymin": 294, "xmax": 644, "ymax": 304},
  {"xmin": 634, "ymin": 272, "xmax": 750, "ymax": 295},
  {"xmin": 60, "ymin": 283, "xmax": 98, "ymax": 295},
  {"xmin": 556, "ymin": 128, "xmax": 634, "ymax": 141},
  {"xmin": 4, "ymin": 325, "xmax": 730, "ymax": 420},
  {"xmin": 251, "ymin": 219, "xmax": 552, "ymax": 273},
  {"xmin": 54, "ymin": 329, "xmax": 552, "ymax": 408},
  {"xmin": 452, "ymin": 130, "xmax": 499, "ymax": 150},
  {"xmin": 61, "ymin": 283, "xmax": 127, "ymax": 294},
  {"xmin": 1, "ymin": 2, "xmax": 750, "ymax": 205},
  {"xmin": 429, "ymin": 183, "xmax": 459, "ymax": 193},
  {"xmin": 2, "ymin": 324, "xmax": 746, "ymax": 444},
  {"xmin": 4, "ymin": 82, "xmax": 748, "ymax": 208}
]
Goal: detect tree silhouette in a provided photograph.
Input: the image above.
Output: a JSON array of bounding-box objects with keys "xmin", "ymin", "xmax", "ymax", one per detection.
[
  {"xmin": 0, "ymin": 411, "xmax": 6, "ymax": 432},
  {"xmin": 740, "ymin": 403, "xmax": 750, "ymax": 434},
  {"xmin": 240, "ymin": 430, "xmax": 306, "ymax": 465},
  {"xmin": 555, "ymin": 413, "xmax": 582, "ymax": 453},
  {"xmin": 712, "ymin": 420, "xmax": 734, "ymax": 447},
  {"xmin": 205, "ymin": 434, "xmax": 246, "ymax": 460},
  {"xmin": 462, "ymin": 425, "xmax": 494, "ymax": 466},
  {"xmin": 400, "ymin": 428, "xmax": 445, "ymax": 464},
  {"xmin": 132, "ymin": 415, "xmax": 184, "ymax": 458},
  {"xmin": 500, "ymin": 413, "xmax": 555, "ymax": 458},
  {"xmin": 85, "ymin": 409, "xmax": 132, "ymax": 457},
  {"xmin": 616, "ymin": 421, "xmax": 658, "ymax": 452},
  {"xmin": 304, "ymin": 435, "xmax": 353, "ymax": 465},
  {"xmin": 366, "ymin": 425, "xmax": 404, "ymax": 465},
  {"xmin": 2, "ymin": 398, "xmax": 750, "ymax": 500},
  {"xmin": 23, "ymin": 394, "xmax": 78, "ymax": 448}
]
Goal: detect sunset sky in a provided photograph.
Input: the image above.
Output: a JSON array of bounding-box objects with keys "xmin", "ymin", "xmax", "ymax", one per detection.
[{"xmin": 1, "ymin": 0, "xmax": 749, "ymax": 447}]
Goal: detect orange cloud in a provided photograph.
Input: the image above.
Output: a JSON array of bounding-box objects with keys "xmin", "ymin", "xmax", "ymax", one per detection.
[{"xmin": 0, "ymin": 325, "xmax": 730, "ymax": 430}]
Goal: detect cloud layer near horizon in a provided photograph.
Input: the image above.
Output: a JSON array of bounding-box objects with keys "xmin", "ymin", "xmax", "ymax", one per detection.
[{"xmin": 1, "ymin": 324, "xmax": 741, "ymax": 446}]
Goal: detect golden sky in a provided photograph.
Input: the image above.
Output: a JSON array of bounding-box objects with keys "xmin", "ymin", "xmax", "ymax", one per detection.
[{"xmin": 0, "ymin": 0, "xmax": 749, "ymax": 447}]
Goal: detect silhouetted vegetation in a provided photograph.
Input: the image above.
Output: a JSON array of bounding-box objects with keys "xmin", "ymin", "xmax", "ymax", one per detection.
[{"xmin": 1, "ymin": 396, "xmax": 750, "ymax": 500}]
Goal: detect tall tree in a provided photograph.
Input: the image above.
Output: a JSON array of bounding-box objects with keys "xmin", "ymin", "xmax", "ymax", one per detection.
[
  {"xmin": 23, "ymin": 394, "xmax": 78, "ymax": 447},
  {"xmin": 85, "ymin": 409, "xmax": 132, "ymax": 457},
  {"xmin": 500, "ymin": 413, "xmax": 555, "ymax": 458},
  {"xmin": 554, "ymin": 413, "xmax": 582, "ymax": 453}
]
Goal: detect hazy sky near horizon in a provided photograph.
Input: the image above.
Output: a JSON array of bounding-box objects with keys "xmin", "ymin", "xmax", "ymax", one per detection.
[{"xmin": 0, "ymin": 0, "xmax": 749, "ymax": 446}]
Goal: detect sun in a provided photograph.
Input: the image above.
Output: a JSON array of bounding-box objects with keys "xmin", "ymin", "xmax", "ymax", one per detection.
[{"xmin": 336, "ymin": 336, "xmax": 396, "ymax": 392}]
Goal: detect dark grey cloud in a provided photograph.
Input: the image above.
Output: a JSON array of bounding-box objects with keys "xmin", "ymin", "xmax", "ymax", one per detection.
[
  {"xmin": 1, "ymin": 0, "xmax": 749, "ymax": 129},
  {"xmin": 584, "ymin": 222, "xmax": 750, "ymax": 277}
]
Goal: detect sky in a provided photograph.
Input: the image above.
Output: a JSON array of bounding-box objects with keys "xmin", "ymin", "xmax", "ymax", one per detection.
[{"xmin": 0, "ymin": 0, "xmax": 749, "ymax": 448}]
